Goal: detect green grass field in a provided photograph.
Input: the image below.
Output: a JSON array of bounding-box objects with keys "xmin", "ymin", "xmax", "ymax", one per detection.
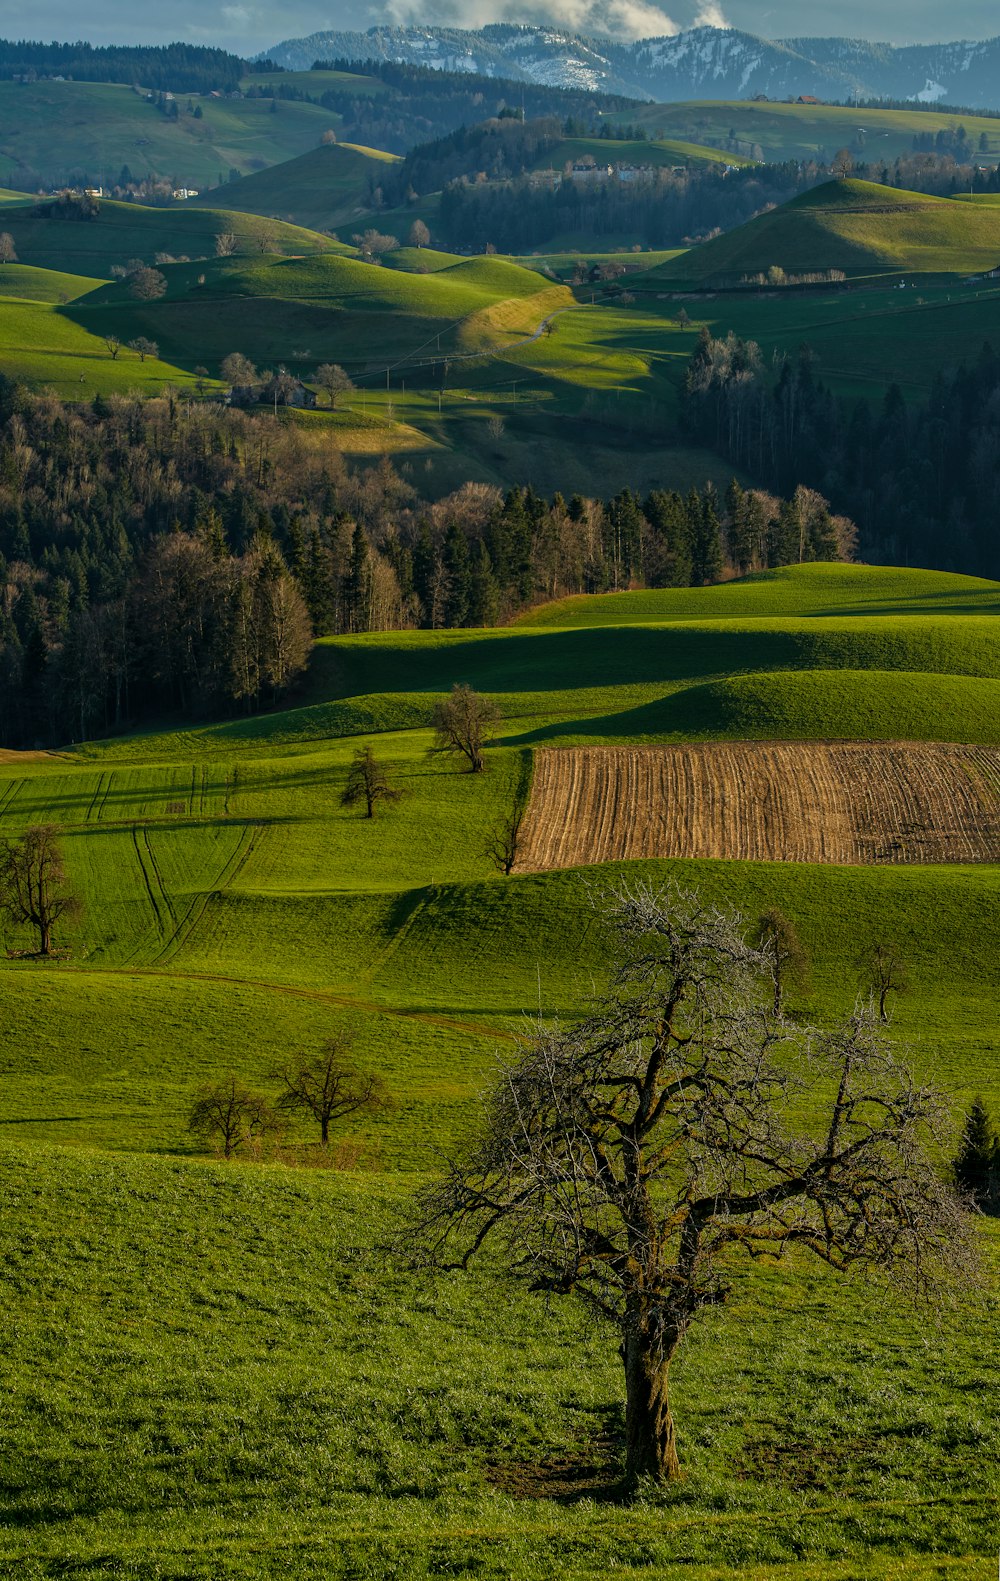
[
  {"xmin": 0, "ymin": 79, "xmax": 343, "ymax": 192},
  {"xmin": 3, "ymin": 561, "xmax": 1000, "ymax": 1575},
  {"xmin": 610, "ymin": 98, "xmax": 1000, "ymax": 164}
]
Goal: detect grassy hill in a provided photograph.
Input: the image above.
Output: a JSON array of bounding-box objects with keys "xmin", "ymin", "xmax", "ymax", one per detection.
[
  {"xmin": 2, "ymin": 561, "xmax": 1000, "ymax": 1575},
  {"xmin": 0, "ymin": 78, "xmax": 342, "ymax": 192},
  {"xmin": 0, "ymin": 197, "xmax": 342, "ymax": 276},
  {"xmin": 612, "ymin": 98, "xmax": 1000, "ymax": 165},
  {"xmin": 191, "ymin": 140, "xmax": 401, "ymax": 230},
  {"xmin": 654, "ymin": 178, "xmax": 1000, "ymax": 284}
]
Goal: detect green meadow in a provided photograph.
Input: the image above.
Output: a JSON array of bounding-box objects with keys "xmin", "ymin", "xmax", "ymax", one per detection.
[{"xmin": 3, "ymin": 562, "xmax": 1000, "ymax": 1576}]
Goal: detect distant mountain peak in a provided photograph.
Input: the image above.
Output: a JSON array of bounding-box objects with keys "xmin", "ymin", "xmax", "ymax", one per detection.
[{"xmin": 261, "ymin": 24, "xmax": 1000, "ymax": 110}]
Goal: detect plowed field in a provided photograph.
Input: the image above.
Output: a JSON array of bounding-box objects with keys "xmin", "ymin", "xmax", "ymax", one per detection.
[{"xmin": 515, "ymin": 742, "xmax": 1000, "ymax": 869}]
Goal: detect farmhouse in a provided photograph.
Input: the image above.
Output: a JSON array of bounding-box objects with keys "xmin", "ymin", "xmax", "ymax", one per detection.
[{"xmin": 229, "ymin": 378, "xmax": 318, "ymax": 410}]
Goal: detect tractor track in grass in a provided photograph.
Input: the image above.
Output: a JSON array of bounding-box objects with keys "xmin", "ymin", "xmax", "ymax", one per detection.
[{"xmin": 55, "ymin": 961, "xmax": 516, "ymax": 1043}]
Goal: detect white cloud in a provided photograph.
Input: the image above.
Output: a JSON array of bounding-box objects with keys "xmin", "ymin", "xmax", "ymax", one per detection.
[
  {"xmin": 694, "ymin": 2, "xmax": 729, "ymax": 26},
  {"xmin": 385, "ymin": 0, "xmax": 680, "ymax": 39}
]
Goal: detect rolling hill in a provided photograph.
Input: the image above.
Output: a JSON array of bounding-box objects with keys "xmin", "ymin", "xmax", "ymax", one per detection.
[
  {"xmin": 0, "ymin": 197, "xmax": 343, "ymax": 276},
  {"xmin": 191, "ymin": 140, "xmax": 401, "ymax": 231},
  {"xmin": 654, "ymin": 178, "xmax": 1000, "ymax": 284}
]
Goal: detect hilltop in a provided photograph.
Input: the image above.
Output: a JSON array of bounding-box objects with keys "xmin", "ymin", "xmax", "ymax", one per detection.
[
  {"xmin": 655, "ymin": 179, "xmax": 1000, "ymax": 283},
  {"xmin": 190, "ymin": 141, "xmax": 400, "ymax": 230}
]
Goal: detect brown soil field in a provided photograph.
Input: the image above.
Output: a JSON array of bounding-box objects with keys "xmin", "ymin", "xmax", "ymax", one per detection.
[{"xmin": 515, "ymin": 742, "xmax": 1000, "ymax": 870}]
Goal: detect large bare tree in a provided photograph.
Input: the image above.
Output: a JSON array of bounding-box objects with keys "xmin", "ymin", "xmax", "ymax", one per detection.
[
  {"xmin": 409, "ymin": 883, "xmax": 975, "ymax": 1489},
  {"xmin": 430, "ymin": 683, "xmax": 500, "ymax": 773},
  {"xmin": 0, "ymin": 824, "xmax": 80, "ymax": 956}
]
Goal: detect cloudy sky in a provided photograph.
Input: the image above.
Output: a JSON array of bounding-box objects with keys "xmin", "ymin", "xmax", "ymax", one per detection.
[{"xmin": 0, "ymin": 0, "xmax": 994, "ymax": 54}]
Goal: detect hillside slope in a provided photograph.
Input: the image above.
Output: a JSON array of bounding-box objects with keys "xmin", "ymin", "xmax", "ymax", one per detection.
[
  {"xmin": 0, "ymin": 79, "xmax": 340, "ymax": 192},
  {"xmin": 192, "ymin": 141, "xmax": 401, "ymax": 230}
]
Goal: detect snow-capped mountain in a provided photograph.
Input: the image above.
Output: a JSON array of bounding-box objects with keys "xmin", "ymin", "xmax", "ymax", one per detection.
[{"xmin": 261, "ymin": 23, "xmax": 1000, "ymax": 109}]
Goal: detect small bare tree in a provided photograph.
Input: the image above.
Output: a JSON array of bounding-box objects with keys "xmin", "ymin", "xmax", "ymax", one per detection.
[
  {"xmin": 128, "ymin": 336, "xmax": 159, "ymax": 362},
  {"xmin": 315, "ymin": 362, "xmax": 354, "ymax": 410},
  {"xmin": 484, "ymin": 802, "xmax": 524, "ymax": 874},
  {"xmin": 431, "ymin": 683, "xmax": 500, "ymax": 773},
  {"xmin": 215, "ymin": 231, "xmax": 238, "ymax": 257},
  {"xmin": 0, "ymin": 824, "xmax": 80, "ymax": 956},
  {"xmin": 409, "ymin": 883, "xmax": 975, "ymax": 1489},
  {"xmin": 863, "ymin": 940, "xmax": 909, "ymax": 1022},
  {"xmin": 104, "ymin": 334, "xmax": 122, "ymax": 360},
  {"xmin": 752, "ymin": 906, "xmax": 809, "ymax": 1016},
  {"xmin": 273, "ymin": 1040, "xmax": 386, "ymax": 1147},
  {"xmin": 341, "ymin": 744, "xmax": 403, "ymax": 819},
  {"xmin": 0, "ymin": 232, "xmax": 18, "ymax": 263},
  {"xmin": 408, "ymin": 219, "xmax": 431, "ymax": 249},
  {"xmin": 188, "ymin": 1075, "xmax": 277, "ymax": 1159}
]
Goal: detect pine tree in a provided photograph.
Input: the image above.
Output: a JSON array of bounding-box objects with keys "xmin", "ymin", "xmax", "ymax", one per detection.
[{"xmin": 954, "ymin": 1097, "xmax": 1000, "ymax": 1212}]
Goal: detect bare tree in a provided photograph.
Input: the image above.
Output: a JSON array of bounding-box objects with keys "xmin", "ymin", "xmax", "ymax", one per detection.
[
  {"xmin": 352, "ymin": 228, "xmax": 399, "ymax": 263},
  {"xmin": 273, "ymin": 1039, "xmax": 386, "ymax": 1147},
  {"xmin": 408, "ymin": 883, "xmax": 975, "ymax": 1489},
  {"xmin": 215, "ymin": 231, "xmax": 238, "ymax": 257},
  {"xmin": 254, "ymin": 226, "xmax": 277, "ymax": 254},
  {"xmin": 341, "ymin": 743, "xmax": 403, "ymax": 819},
  {"xmin": 431, "ymin": 683, "xmax": 500, "ymax": 773},
  {"xmin": 484, "ymin": 802, "xmax": 524, "ymax": 874},
  {"xmin": 0, "ymin": 825, "xmax": 80, "ymax": 956},
  {"xmin": 104, "ymin": 334, "xmax": 122, "ymax": 360},
  {"xmin": 128, "ymin": 337, "xmax": 159, "ymax": 363},
  {"xmin": 129, "ymin": 266, "xmax": 167, "ymax": 301},
  {"xmin": 408, "ymin": 219, "xmax": 431, "ymax": 249},
  {"xmin": 863, "ymin": 940, "xmax": 909, "ymax": 1023},
  {"xmin": 315, "ymin": 362, "xmax": 354, "ymax": 410},
  {"xmin": 0, "ymin": 232, "xmax": 17, "ymax": 263},
  {"xmin": 220, "ymin": 351, "xmax": 257, "ymax": 387},
  {"xmin": 752, "ymin": 906, "xmax": 809, "ymax": 1016},
  {"xmin": 188, "ymin": 1075, "xmax": 277, "ymax": 1159}
]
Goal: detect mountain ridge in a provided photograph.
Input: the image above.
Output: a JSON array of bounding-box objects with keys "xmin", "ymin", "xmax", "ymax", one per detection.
[{"xmin": 260, "ymin": 24, "xmax": 1000, "ymax": 110}]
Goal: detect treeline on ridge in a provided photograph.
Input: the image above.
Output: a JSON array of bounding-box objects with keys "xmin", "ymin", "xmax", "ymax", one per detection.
[
  {"xmin": 682, "ymin": 328, "xmax": 1000, "ymax": 577},
  {"xmin": 0, "ymin": 40, "xmax": 245, "ymax": 93},
  {"xmin": 0, "ymin": 379, "xmax": 851, "ymax": 747}
]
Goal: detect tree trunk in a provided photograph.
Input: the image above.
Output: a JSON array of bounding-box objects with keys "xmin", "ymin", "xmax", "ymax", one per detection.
[{"xmin": 623, "ymin": 1331, "xmax": 680, "ymax": 1486}]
